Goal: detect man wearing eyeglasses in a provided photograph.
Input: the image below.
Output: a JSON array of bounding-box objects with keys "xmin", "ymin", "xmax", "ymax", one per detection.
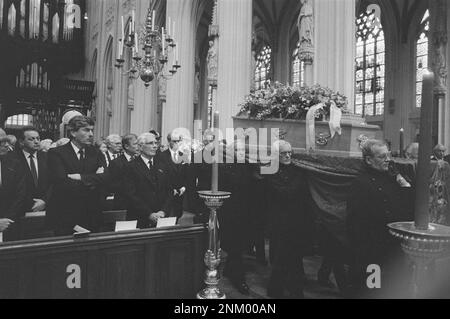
[
  {"xmin": 347, "ymin": 139, "xmax": 414, "ymax": 298},
  {"xmin": 124, "ymin": 133, "xmax": 172, "ymax": 228},
  {"xmin": 157, "ymin": 130, "xmax": 188, "ymax": 219},
  {"xmin": 266, "ymin": 140, "xmax": 313, "ymax": 299}
]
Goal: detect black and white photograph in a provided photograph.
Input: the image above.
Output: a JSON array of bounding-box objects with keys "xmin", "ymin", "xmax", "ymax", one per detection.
[{"xmin": 0, "ymin": 0, "xmax": 450, "ymax": 302}]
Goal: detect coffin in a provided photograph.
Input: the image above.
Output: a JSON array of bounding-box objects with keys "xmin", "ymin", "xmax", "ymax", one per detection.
[{"xmin": 233, "ymin": 113, "xmax": 382, "ymax": 157}]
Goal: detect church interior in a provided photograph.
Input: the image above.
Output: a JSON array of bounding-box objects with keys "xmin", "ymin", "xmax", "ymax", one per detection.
[{"xmin": 1, "ymin": 0, "xmax": 450, "ymax": 300}]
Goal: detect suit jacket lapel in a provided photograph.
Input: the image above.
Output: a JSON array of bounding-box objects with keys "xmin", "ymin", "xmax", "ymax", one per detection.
[{"xmin": 137, "ymin": 157, "xmax": 157, "ymax": 186}]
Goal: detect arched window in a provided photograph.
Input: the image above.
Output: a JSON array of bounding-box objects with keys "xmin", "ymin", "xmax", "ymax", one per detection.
[
  {"xmin": 291, "ymin": 41, "xmax": 304, "ymax": 87},
  {"xmin": 52, "ymin": 12, "xmax": 60, "ymax": 43},
  {"xmin": 7, "ymin": 3, "xmax": 16, "ymax": 35},
  {"xmin": 355, "ymin": 8, "xmax": 385, "ymax": 116},
  {"xmin": 19, "ymin": 0, "xmax": 26, "ymax": 37},
  {"xmin": 29, "ymin": 0, "xmax": 41, "ymax": 39},
  {"xmin": 6, "ymin": 114, "xmax": 33, "ymax": 127},
  {"xmin": 255, "ymin": 45, "xmax": 272, "ymax": 90},
  {"xmin": 42, "ymin": 2, "xmax": 50, "ymax": 41},
  {"xmin": 0, "ymin": 0, "xmax": 4, "ymax": 29},
  {"xmin": 416, "ymin": 10, "xmax": 430, "ymax": 108},
  {"xmin": 63, "ymin": 0, "xmax": 74, "ymax": 41}
]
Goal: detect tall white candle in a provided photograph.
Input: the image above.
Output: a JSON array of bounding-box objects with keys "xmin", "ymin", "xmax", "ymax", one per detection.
[
  {"xmin": 162, "ymin": 27, "xmax": 165, "ymax": 55},
  {"xmin": 152, "ymin": 10, "xmax": 155, "ymax": 31},
  {"xmin": 135, "ymin": 31, "xmax": 139, "ymax": 53},
  {"xmin": 176, "ymin": 45, "xmax": 179, "ymax": 63},
  {"xmin": 121, "ymin": 16, "xmax": 125, "ymax": 42},
  {"xmin": 172, "ymin": 21, "xmax": 176, "ymax": 39},
  {"xmin": 117, "ymin": 39, "xmax": 122, "ymax": 59},
  {"xmin": 168, "ymin": 17, "xmax": 171, "ymax": 37},
  {"xmin": 131, "ymin": 10, "xmax": 135, "ymax": 33}
]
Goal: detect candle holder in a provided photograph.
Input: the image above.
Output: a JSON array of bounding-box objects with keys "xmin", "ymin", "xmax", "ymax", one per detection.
[
  {"xmin": 388, "ymin": 222, "xmax": 450, "ymax": 298},
  {"xmin": 197, "ymin": 190, "xmax": 231, "ymax": 299}
]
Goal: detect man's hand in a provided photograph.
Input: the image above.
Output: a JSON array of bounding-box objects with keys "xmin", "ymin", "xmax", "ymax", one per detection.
[
  {"xmin": 68, "ymin": 174, "xmax": 81, "ymax": 181},
  {"xmin": 96, "ymin": 167, "xmax": 105, "ymax": 174},
  {"xmin": 31, "ymin": 199, "xmax": 46, "ymax": 212},
  {"xmin": 0, "ymin": 219, "xmax": 14, "ymax": 232},
  {"xmin": 149, "ymin": 211, "xmax": 165, "ymax": 224}
]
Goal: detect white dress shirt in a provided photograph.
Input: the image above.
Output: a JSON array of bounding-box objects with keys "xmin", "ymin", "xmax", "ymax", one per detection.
[
  {"xmin": 140, "ymin": 155, "xmax": 154, "ymax": 169},
  {"xmin": 124, "ymin": 152, "xmax": 132, "ymax": 162},
  {"xmin": 71, "ymin": 142, "xmax": 83, "ymax": 160}
]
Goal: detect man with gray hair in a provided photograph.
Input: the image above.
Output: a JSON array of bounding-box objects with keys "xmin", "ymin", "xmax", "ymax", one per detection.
[
  {"xmin": 347, "ymin": 139, "xmax": 414, "ymax": 298},
  {"xmin": 432, "ymin": 144, "xmax": 446, "ymax": 161},
  {"xmin": 104, "ymin": 134, "xmax": 123, "ymax": 167},
  {"xmin": 109, "ymin": 134, "xmax": 140, "ymax": 210},
  {"xmin": 124, "ymin": 133, "xmax": 173, "ymax": 228}
]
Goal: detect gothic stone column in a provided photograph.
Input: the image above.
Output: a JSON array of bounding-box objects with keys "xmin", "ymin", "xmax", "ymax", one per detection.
[
  {"xmin": 313, "ymin": 0, "xmax": 355, "ymax": 108},
  {"xmin": 163, "ymin": 0, "xmax": 197, "ymax": 139},
  {"xmin": 216, "ymin": 0, "xmax": 252, "ymax": 134}
]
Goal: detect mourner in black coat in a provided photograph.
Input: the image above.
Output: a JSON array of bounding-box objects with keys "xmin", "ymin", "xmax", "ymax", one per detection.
[
  {"xmin": 0, "ymin": 137, "xmax": 27, "ymax": 241},
  {"xmin": 15, "ymin": 127, "xmax": 49, "ymax": 213},
  {"xmin": 108, "ymin": 134, "xmax": 140, "ymax": 210},
  {"xmin": 347, "ymin": 139, "xmax": 414, "ymax": 298},
  {"xmin": 124, "ymin": 133, "xmax": 173, "ymax": 229},
  {"xmin": 46, "ymin": 116, "xmax": 109, "ymax": 236},
  {"xmin": 156, "ymin": 131, "xmax": 189, "ymax": 218},
  {"xmin": 266, "ymin": 140, "xmax": 312, "ymax": 299}
]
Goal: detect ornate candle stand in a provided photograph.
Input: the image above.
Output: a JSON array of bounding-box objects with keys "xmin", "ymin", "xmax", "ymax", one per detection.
[
  {"xmin": 197, "ymin": 190, "xmax": 231, "ymax": 299},
  {"xmin": 388, "ymin": 222, "xmax": 450, "ymax": 298}
]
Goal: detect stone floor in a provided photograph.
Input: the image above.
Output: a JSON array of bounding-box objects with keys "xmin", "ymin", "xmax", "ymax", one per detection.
[{"xmin": 218, "ymin": 252, "xmax": 343, "ymax": 300}]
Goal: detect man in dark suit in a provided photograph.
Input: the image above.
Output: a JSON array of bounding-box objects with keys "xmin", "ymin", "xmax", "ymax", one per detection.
[
  {"xmin": 109, "ymin": 134, "xmax": 140, "ymax": 210},
  {"xmin": 347, "ymin": 139, "xmax": 414, "ymax": 298},
  {"xmin": 266, "ymin": 140, "xmax": 312, "ymax": 299},
  {"xmin": 15, "ymin": 127, "xmax": 49, "ymax": 213},
  {"xmin": 0, "ymin": 135, "xmax": 26, "ymax": 241},
  {"xmin": 157, "ymin": 130, "xmax": 188, "ymax": 218},
  {"xmin": 124, "ymin": 133, "xmax": 172, "ymax": 229},
  {"xmin": 103, "ymin": 134, "xmax": 122, "ymax": 167},
  {"xmin": 46, "ymin": 116, "xmax": 109, "ymax": 236}
]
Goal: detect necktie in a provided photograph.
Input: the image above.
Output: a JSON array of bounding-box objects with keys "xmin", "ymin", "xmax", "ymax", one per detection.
[
  {"xmin": 148, "ymin": 159, "xmax": 153, "ymax": 170},
  {"xmin": 79, "ymin": 149, "xmax": 85, "ymax": 161},
  {"xmin": 29, "ymin": 154, "xmax": 38, "ymax": 187}
]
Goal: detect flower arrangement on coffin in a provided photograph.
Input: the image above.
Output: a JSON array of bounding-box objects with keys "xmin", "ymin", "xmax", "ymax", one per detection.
[{"xmin": 238, "ymin": 82, "xmax": 349, "ymax": 121}]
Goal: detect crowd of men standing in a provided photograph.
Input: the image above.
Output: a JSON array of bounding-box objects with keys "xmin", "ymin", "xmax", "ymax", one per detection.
[{"xmin": 1, "ymin": 115, "xmax": 450, "ymax": 298}]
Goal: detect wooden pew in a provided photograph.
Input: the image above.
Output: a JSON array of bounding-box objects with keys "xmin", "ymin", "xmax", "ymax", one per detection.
[{"xmin": 0, "ymin": 225, "xmax": 207, "ymax": 299}]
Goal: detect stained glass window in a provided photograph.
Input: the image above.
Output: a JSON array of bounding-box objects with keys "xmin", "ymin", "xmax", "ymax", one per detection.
[
  {"xmin": 19, "ymin": 0, "xmax": 25, "ymax": 37},
  {"xmin": 292, "ymin": 41, "xmax": 305, "ymax": 87},
  {"xmin": 52, "ymin": 13, "xmax": 60, "ymax": 43},
  {"xmin": 355, "ymin": 8, "xmax": 385, "ymax": 116},
  {"xmin": 29, "ymin": 0, "xmax": 41, "ymax": 39},
  {"xmin": 416, "ymin": 10, "xmax": 429, "ymax": 108},
  {"xmin": 7, "ymin": 3, "xmax": 16, "ymax": 35},
  {"xmin": 255, "ymin": 46, "xmax": 272, "ymax": 90},
  {"xmin": 0, "ymin": 0, "xmax": 4, "ymax": 28},
  {"xmin": 63, "ymin": 0, "xmax": 74, "ymax": 41},
  {"xmin": 6, "ymin": 114, "xmax": 32, "ymax": 127},
  {"xmin": 42, "ymin": 2, "xmax": 49, "ymax": 41}
]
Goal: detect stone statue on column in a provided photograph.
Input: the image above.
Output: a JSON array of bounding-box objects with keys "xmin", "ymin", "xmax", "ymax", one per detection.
[
  {"xmin": 194, "ymin": 71, "xmax": 200, "ymax": 104},
  {"xmin": 127, "ymin": 79, "xmax": 135, "ymax": 109},
  {"xmin": 207, "ymin": 40, "xmax": 218, "ymax": 84},
  {"xmin": 297, "ymin": 0, "xmax": 314, "ymax": 64},
  {"xmin": 298, "ymin": 0, "xmax": 314, "ymax": 47},
  {"xmin": 106, "ymin": 86, "xmax": 113, "ymax": 117},
  {"xmin": 433, "ymin": 33, "xmax": 447, "ymax": 94}
]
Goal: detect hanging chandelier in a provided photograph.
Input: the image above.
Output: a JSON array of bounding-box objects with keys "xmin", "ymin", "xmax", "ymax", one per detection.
[{"xmin": 115, "ymin": 5, "xmax": 180, "ymax": 88}]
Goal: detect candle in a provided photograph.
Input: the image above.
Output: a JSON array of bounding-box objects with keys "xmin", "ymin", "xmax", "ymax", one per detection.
[
  {"xmin": 168, "ymin": 17, "xmax": 171, "ymax": 37},
  {"xmin": 152, "ymin": 10, "xmax": 155, "ymax": 31},
  {"xmin": 162, "ymin": 27, "xmax": 165, "ymax": 55},
  {"xmin": 212, "ymin": 112, "xmax": 220, "ymax": 193},
  {"xmin": 175, "ymin": 45, "xmax": 179, "ymax": 64},
  {"xmin": 135, "ymin": 31, "xmax": 139, "ymax": 53},
  {"xmin": 400, "ymin": 128, "xmax": 404, "ymax": 158},
  {"xmin": 414, "ymin": 70, "xmax": 434, "ymax": 230},
  {"xmin": 172, "ymin": 21, "xmax": 176, "ymax": 39},
  {"xmin": 117, "ymin": 39, "xmax": 122, "ymax": 59},
  {"xmin": 131, "ymin": 10, "xmax": 135, "ymax": 33},
  {"xmin": 121, "ymin": 16, "xmax": 125, "ymax": 42}
]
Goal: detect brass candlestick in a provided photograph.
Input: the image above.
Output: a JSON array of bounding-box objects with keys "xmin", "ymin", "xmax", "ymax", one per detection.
[
  {"xmin": 389, "ymin": 222, "xmax": 450, "ymax": 298},
  {"xmin": 197, "ymin": 190, "xmax": 231, "ymax": 299}
]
